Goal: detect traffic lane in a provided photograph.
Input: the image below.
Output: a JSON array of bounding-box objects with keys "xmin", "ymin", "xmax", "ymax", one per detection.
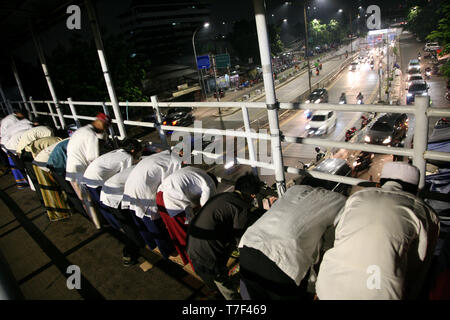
[{"xmin": 197, "ymin": 46, "xmax": 362, "ymax": 131}]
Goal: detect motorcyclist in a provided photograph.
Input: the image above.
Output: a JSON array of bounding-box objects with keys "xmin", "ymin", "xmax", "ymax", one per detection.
[
  {"xmin": 357, "ymin": 92, "xmax": 364, "ymax": 104},
  {"xmin": 339, "ymin": 92, "xmax": 347, "ymax": 104},
  {"xmin": 418, "ymin": 52, "xmax": 421, "ymax": 60},
  {"xmin": 315, "ymin": 67, "xmax": 320, "ymax": 76}
]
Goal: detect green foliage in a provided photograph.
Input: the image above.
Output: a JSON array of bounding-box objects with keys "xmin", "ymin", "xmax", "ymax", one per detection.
[
  {"xmin": 48, "ymin": 33, "xmax": 150, "ymax": 116},
  {"xmin": 268, "ymin": 24, "xmax": 284, "ymax": 56},
  {"xmin": 406, "ymin": 1, "xmax": 445, "ymax": 41},
  {"xmin": 426, "ymin": 3, "xmax": 450, "ymax": 54}
]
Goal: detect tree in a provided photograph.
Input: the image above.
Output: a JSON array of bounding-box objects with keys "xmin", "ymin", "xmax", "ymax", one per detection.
[
  {"xmin": 327, "ymin": 19, "xmax": 340, "ymax": 43},
  {"xmin": 426, "ymin": 3, "xmax": 450, "ymax": 79},
  {"xmin": 310, "ymin": 19, "xmax": 329, "ymax": 46},
  {"xmin": 405, "ymin": 1, "xmax": 445, "ymax": 41}
]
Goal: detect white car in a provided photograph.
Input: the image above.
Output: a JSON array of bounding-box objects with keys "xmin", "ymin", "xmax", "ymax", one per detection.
[
  {"xmin": 424, "ymin": 42, "xmax": 441, "ymax": 51},
  {"xmin": 306, "ymin": 110, "xmax": 337, "ymax": 136}
]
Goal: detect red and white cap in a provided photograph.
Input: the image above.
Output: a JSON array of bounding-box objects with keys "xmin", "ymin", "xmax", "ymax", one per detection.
[
  {"xmin": 96, "ymin": 113, "xmax": 111, "ymax": 125},
  {"xmin": 380, "ymin": 162, "xmax": 420, "ymax": 186}
]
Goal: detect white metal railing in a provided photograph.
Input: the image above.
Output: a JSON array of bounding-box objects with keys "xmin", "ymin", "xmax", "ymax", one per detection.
[{"xmin": 6, "ymin": 96, "xmax": 450, "ymax": 192}]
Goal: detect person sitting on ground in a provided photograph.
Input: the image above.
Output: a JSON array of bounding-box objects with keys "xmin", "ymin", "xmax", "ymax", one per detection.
[
  {"xmin": 238, "ymin": 181, "xmax": 347, "ymax": 300},
  {"xmin": 157, "ymin": 166, "xmax": 218, "ymax": 268},
  {"xmin": 186, "ymin": 172, "xmax": 263, "ymax": 300},
  {"xmin": 122, "ymin": 150, "xmax": 182, "ymax": 259},
  {"xmin": 65, "ymin": 113, "xmax": 111, "ymax": 228},
  {"xmin": 83, "ymin": 139, "xmax": 143, "ymax": 230},
  {"xmin": 315, "ymin": 162, "xmax": 440, "ymax": 300}
]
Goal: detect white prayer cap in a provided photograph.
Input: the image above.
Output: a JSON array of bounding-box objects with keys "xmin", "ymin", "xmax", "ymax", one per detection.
[{"xmin": 380, "ymin": 162, "xmax": 420, "ymax": 186}]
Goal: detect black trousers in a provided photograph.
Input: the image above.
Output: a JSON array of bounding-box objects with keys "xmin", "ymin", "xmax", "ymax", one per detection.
[
  {"xmin": 239, "ymin": 246, "xmax": 310, "ymax": 300},
  {"xmin": 20, "ymin": 152, "xmax": 44, "ymax": 205}
]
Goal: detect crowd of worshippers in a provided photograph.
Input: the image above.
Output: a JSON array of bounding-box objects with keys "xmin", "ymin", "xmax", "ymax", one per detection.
[{"xmin": 1, "ymin": 108, "xmax": 449, "ymax": 300}]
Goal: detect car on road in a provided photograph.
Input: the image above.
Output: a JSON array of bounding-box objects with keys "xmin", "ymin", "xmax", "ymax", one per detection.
[
  {"xmin": 364, "ymin": 113, "xmax": 408, "ymax": 146},
  {"xmin": 300, "ymin": 158, "xmax": 352, "ymax": 194},
  {"xmin": 349, "ymin": 61, "xmax": 360, "ymax": 71},
  {"xmin": 407, "ymin": 73, "xmax": 423, "ymax": 82},
  {"xmin": 306, "ymin": 110, "xmax": 337, "ymax": 136},
  {"xmin": 304, "ymin": 88, "xmax": 329, "ymax": 119},
  {"xmin": 406, "ymin": 80, "xmax": 429, "ymax": 105},
  {"xmin": 424, "ymin": 42, "xmax": 441, "ymax": 52},
  {"xmin": 407, "ymin": 74, "xmax": 424, "ymax": 86},
  {"xmin": 162, "ymin": 107, "xmax": 194, "ymax": 129},
  {"xmin": 407, "ymin": 66, "xmax": 421, "ymax": 75},
  {"xmin": 408, "ymin": 59, "xmax": 421, "ymax": 70}
]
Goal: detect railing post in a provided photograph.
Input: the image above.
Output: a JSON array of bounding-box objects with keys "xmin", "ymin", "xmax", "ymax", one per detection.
[
  {"xmin": 413, "ymin": 96, "xmax": 429, "ymax": 189},
  {"xmin": 46, "ymin": 102, "xmax": 59, "ymax": 129},
  {"xmin": 253, "ymin": 0, "xmax": 286, "ymax": 196},
  {"xmin": 0, "ymin": 83, "xmax": 13, "ymax": 114},
  {"xmin": 242, "ymin": 106, "xmax": 258, "ymax": 176},
  {"xmin": 29, "ymin": 24, "xmax": 66, "ymax": 129},
  {"xmin": 85, "ymin": 0, "xmax": 127, "ymax": 140},
  {"xmin": 102, "ymin": 102, "xmax": 119, "ymax": 149},
  {"xmin": 28, "ymin": 97, "xmax": 38, "ymax": 118},
  {"xmin": 151, "ymin": 95, "xmax": 169, "ymax": 147},
  {"xmin": 67, "ymin": 98, "xmax": 81, "ymax": 128},
  {"xmin": 11, "ymin": 57, "xmax": 32, "ymax": 120}
]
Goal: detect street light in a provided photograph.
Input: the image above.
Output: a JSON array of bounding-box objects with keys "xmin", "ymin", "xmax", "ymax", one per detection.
[
  {"xmin": 192, "ymin": 22, "xmax": 210, "ymax": 100},
  {"xmin": 283, "ymin": 18, "xmax": 288, "ymax": 22},
  {"xmin": 338, "ymin": 9, "xmax": 343, "ymax": 13}
]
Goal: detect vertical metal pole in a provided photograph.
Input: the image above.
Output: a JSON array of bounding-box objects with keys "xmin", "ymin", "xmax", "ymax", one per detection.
[
  {"xmin": 192, "ymin": 27, "xmax": 207, "ymax": 100},
  {"xmin": 0, "ymin": 84, "xmax": 13, "ymax": 114},
  {"xmin": 151, "ymin": 95, "xmax": 168, "ymax": 147},
  {"xmin": 387, "ymin": 40, "xmax": 390, "ymax": 103},
  {"xmin": 102, "ymin": 102, "xmax": 119, "ymax": 149},
  {"xmin": 28, "ymin": 97, "xmax": 38, "ymax": 118},
  {"xmin": 30, "ymin": 24, "xmax": 66, "ymax": 129},
  {"xmin": 11, "ymin": 57, "xmax": 32, "ymax": 120},
  {"xmin": 303, "ymin": 3, "xmax": 312, "ymax": 94},
  {"xmin": 67, "ymin": 98, "xmax": 81, "ymax": 128},
  {"xmin": 242, "ymin": 106, "xmax": 258, "ymax": 175},
  {"xmin": 413, "ymin": 96, "xmax": 429, "ymax": 189},
  {"xmin": 212, "ymin": 55, "xmax": 222, "ymax": 115},
  {"xmin": 253, "ymin": 0, "xmax": 286, "ymax": 196},
  {"xmin": 85, "ymin": 0, "xmax": 127, "ymax": 139},
  {"xmin": 350, "ymin": 13, "xmax": 353, "ymax": 55},
  {"xmin": 46, "ymin": 102, "xmax": 59, "ymax": 128}
]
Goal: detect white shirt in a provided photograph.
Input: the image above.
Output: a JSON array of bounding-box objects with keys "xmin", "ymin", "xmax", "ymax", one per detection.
[
  {"xmin": 1, "ymin": 119, "xmax": 32, "ymax": 149},
  {"xmin": 16, "ymin": 126, "xmax": 53, "ymax": 155},
  {"xmin": 83, "ymin": 149, "xmax": 133, "ymax": 188},
  {"xmin": 4, "ymin": 127, "xmax": 31, "ymax": 153},
  {"xmin": 157, "ymin": 166, "xmax": 216, "ymax": 219},
  {"xmin": 238, "ymin": 185, "xmax": 347, "ymax": 286},
  {"xmin": 0, "ymin": 114, "xmax": 19, "ymax": 144},
  {"xmin": 100, "ymin": 165, "xmax": 136, "ymax": 209},
  {"xmin": 66, "ymin": 124, "xmax": 105, "ymax": 183},
  {"xmin": 315, "ymin": 182, "xmax": 440, "ymax": 300},
  {"xmin": 122, "ymin": 150, "xmax": 182, "ymax": 219},
  {"xmin": 33, "ymin": 142, "xmax": 61, "ymax": 172}
]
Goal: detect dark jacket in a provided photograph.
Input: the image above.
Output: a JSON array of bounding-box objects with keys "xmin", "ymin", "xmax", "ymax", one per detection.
[{"xmin": 187, "ymin": 191, "xmax": 253, "ymax": 274}]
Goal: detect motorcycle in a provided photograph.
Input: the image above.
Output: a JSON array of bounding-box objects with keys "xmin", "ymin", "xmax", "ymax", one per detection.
[
  {"xmin": 352, "ymin": 151, "xmax": 374, "ymax": 174},
  {"xmin": 370, "ymin": 63, "xmax": 374, "ymax": 70},
  {"xmin": 339, "ymin": 95, "xmax": 347, "ymax": 104},
  {"xmin": 345, "ymin": 127, "xmax": 357, "ymax": 142},
  {"xmin": 425, "ymin": 67, "xmax": 432, "ymax": 80},
  {"xmin": 361, "ymin": 115, "xmax": 369, "ymax": 129},
  {"xmin": 315, "ymin": 147, "xmax": 326, "ymax": 163},
  {"xmin": 357, "ymin": 96, "xmax": 364, "ymax": 105}
]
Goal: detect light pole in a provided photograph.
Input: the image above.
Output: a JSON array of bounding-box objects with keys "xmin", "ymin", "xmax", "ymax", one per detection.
[
  {"xmin": 303, "ymin": 2, "xmax": 312, "ymax": 94},
  {"xmin": 192, "ymin": 22, "xmax": 209, "ymax": 101}
]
